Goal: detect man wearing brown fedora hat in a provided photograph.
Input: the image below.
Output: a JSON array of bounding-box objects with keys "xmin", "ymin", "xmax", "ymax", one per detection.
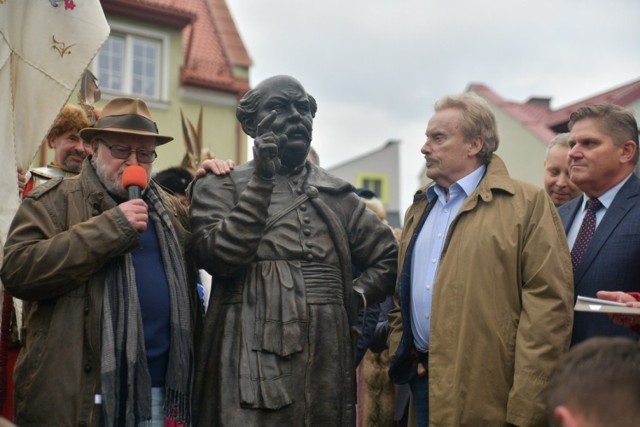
[{"xmin": 1, "ymin": 97, "xmax": 199, "ymax": 426}]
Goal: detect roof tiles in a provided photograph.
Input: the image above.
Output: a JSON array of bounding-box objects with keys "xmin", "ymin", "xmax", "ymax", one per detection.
[{"xmin": 469, "ymin": 78, "xmax": 640, "ymax": 143}]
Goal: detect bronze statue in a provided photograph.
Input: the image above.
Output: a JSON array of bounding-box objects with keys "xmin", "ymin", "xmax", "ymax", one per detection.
[{"xmin": 190, "ymin": 75, "xmax": 398, "ymax": 426}]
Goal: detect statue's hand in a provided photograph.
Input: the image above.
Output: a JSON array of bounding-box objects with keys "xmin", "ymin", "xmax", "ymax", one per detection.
[{"xmin": 253, "ymin": 111, "xmax": 284, "ymax": 180}]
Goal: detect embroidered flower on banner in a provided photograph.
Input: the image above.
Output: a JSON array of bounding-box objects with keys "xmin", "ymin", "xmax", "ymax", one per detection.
[{"xmin": 49, "ymin": 0, "xmax": 76, "ymax": 10}]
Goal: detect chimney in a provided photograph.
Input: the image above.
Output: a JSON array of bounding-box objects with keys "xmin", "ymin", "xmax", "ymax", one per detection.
[{"xmin": 525, "ymin": 97, "xmax": 552, "ymax": 109}]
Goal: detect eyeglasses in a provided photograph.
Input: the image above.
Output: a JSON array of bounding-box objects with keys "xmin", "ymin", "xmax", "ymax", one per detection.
[{"xmin": 99, "ymin": 140, "xmax": 157, "ymax": 163}]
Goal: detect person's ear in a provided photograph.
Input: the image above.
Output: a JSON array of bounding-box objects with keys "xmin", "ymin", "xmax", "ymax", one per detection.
[
  {"xmin": 47, "ymin": 135, "xmax": 56, "ymax": 149},
  {"xmin": 467, "ymin": 136, "xmax": 484, "ymax": 157},
  {"xmin": 619, "ymin": 139, "xmax": 637, "ymax": 164},
  {"xmin": 91, "ymin": 140, "xmax": 100, "ymax": 154}
]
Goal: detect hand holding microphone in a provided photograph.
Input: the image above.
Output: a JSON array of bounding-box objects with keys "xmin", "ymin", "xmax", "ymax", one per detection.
[{"xmin": 120, "ymin": 165, "xmax": 149, "ymax": 232}]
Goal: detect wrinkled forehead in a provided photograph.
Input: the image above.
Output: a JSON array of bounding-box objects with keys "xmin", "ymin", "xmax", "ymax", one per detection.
[
  {"xmin": 426, "ymin": 108, "xmax": 463, "ymax": 134},
  {"xmin": 262, "ymin": 89, "xmax": 308, "ymax": 106},
  {"xmin": 568, "ymin": 117, "xmax": 607, "ymax": 138},
  {"xmin": 259, "ymin": 77, "xmax": 307, "ymax": 100}
]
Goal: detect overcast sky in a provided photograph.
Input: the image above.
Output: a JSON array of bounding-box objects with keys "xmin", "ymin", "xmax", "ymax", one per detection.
[{"xmin": 226, "ymin": 0, "xmax": 640, "ymax": 214}]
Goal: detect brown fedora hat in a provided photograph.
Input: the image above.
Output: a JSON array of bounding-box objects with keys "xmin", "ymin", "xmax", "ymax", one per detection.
[{"xmin": 79, "ymin": 97, "xmax": 173, "ymax": 145}]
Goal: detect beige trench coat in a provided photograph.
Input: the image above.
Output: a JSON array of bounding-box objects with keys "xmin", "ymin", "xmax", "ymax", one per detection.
[{"xmin": 388, "ymin": 155, "xmax": 573, "ymax": 427}]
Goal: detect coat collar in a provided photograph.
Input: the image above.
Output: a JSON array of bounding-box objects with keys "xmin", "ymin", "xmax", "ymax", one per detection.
[{"xmin": 412, "ymin": 154, "xmax": 515, "ymax": 204}]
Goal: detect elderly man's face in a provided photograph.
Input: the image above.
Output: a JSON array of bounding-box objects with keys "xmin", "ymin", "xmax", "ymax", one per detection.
[
  {"xmin": 91, "ymin": 134, "xmax": 156, "ymax": 198},
  {"xmin": 421, "ymin": 108, "xmax": 482, "ymax": 189},
  {"xmin": 254, "ymin": 77, "xmax": 313, "ymax": 169}
]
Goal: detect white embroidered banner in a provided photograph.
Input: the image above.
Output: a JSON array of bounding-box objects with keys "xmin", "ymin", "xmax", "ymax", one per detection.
[{"xmin": 0, "ymin": 0, "xmax": 109, "ymax": 248}]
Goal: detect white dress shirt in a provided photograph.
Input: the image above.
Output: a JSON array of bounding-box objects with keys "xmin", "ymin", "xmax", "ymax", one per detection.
[{"xmin": 410, "ymin": 165, "xmax": 486, "ymax": 352}]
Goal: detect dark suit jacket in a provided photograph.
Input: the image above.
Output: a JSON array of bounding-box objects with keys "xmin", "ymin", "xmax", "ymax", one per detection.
[{"xmin": 559, "ymin": 173, "xmax": 640, "ymax": 345}]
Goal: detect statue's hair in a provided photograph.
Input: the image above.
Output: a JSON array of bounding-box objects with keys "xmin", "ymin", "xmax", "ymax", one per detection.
[{"xmin": 236, "ymin": 76, "xmax": 317, "ymax": 137}]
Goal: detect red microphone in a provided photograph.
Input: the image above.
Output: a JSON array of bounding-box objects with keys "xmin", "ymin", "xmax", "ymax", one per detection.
[{"xmin": 122, "ymin": 165, "xmax": 148, "ymax": 200}]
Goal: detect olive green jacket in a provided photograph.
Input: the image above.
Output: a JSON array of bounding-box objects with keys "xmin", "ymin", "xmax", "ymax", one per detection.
[
  {"xmin": 1, "ymin": 159, "xmax": 197, "ymax": 426},
  {"xmin": 388, "ymin": 155, "xmax": 574, "ymax": 427}
]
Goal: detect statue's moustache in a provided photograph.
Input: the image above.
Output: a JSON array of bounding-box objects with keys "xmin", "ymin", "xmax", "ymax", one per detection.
[{"xmin": 285, "ymin": 125, "xmax": 310, "ymax": 139}]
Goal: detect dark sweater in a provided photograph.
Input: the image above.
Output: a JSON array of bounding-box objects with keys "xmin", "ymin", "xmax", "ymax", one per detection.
[{"xmin": 132, "ymin": 218, "xmax": 171, "ymax": 387}]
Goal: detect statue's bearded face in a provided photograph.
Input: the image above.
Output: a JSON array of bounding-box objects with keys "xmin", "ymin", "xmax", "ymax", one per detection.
[{"xmin": 254, "ymin": 77, "xmax": 314, "ymax": 170}]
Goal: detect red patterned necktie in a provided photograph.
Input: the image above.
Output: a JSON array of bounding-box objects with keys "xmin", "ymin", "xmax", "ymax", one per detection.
[{"xmin": 571, "ymin": 198, "xmax": 602, "ymax": 270}]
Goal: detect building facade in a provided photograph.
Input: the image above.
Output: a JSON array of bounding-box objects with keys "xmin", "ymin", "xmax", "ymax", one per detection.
[{"xmin": 37, "ymin": 0, "xmax": 252, "ymax": 169}]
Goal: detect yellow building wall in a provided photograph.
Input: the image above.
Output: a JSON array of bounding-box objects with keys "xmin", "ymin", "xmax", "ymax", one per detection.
[
  {"xmin": 34, "ymin": 14, "xmax": 246, "ymax": 172},
  {"xmin": 487, "ymin": 105, "xmax": 547, "ymax": 189}
]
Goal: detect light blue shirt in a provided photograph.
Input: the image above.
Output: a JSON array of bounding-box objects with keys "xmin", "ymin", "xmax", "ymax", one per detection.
[
  {"xmin": 567, "ymin": 173, "xmax": 632, "ymax": 250},
  {"xmin": 410, "ymin": 165, "xmax": 486, "ymax": 352}
]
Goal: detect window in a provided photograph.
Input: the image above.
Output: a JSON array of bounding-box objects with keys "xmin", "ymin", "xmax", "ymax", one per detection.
[
  {"xmin": 98, "ymin": 35, "xmax": 125, "ymax": 92},
  {"xmin": 94, "ymin": 23, "xmax": 168, "ymax": 101},
  {"xmin": 362, "ymin": 178, "xmax": 382, "ymax": 199},
  {"xmin": 132, "ymin": 38, "xmax": 160, "ymax": 97},
  {"xmin": 356, "ymin": 173, "xmax": 388, "ymax": 204}
]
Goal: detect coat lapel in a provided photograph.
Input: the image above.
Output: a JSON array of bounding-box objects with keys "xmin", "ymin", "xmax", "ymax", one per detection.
[{"xmin": 573, "ymin": 175, "xmax": 640, "ymax": 283}]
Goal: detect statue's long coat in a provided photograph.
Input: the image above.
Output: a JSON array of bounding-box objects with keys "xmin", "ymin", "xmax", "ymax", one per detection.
[{"xmin": 189, "ymin": 161, "xmax": 397, "ymax": 426}]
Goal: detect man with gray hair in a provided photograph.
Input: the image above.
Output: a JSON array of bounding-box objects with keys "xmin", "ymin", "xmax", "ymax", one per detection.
[
  {"xmin": 1, "ymin": 97, "xmax": 198, "ymax": 426},
  {"xmin": 544, "ymin": 133, "xmax": 582, "ymax": 207},
  {"xmin": 387, "ymin": 93, "xmax": 574, "ymax": 426}
]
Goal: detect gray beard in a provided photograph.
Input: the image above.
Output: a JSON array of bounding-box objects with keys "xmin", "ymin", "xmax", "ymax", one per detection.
[{"xmin": 91, "ymin": 157, "xmax": 128, "ymax": 199}]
